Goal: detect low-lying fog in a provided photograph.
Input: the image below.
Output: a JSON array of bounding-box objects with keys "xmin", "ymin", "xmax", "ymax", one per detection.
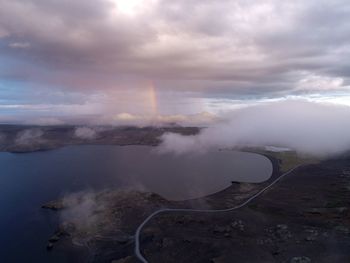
[
  {"xmin": 159, "ymin": 100, "xmax": 350, "ymax": 157},
  {"xmin": 3, "ymin": 100, "xmax": 350, "ymax": 158}
]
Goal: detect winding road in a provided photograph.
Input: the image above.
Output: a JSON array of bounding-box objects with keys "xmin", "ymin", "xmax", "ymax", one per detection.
[{"xmin": 134, "ymin": 165, "xmax": 302, "ymax": 263}]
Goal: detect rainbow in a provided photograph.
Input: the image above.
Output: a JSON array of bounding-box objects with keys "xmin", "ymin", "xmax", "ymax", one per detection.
[{"xmin": 147, "ymin": 81, "xmax": 158, "ymax": 116}]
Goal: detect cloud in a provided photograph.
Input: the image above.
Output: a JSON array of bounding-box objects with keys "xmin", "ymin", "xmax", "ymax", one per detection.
[
  {"xmin": 0, "ymin": 1, "xmax": 350, "ymax": 121},
  {"xmin": 15, "ymin": 128, "xmax": 44, "ymax": 145},
  {"xmin": 158, "ymin": 100, "xmax": 350, "ymax": 157},
  {"xmin": 60, "ymin": 191, "xmax": 106, "ymax": 234},
  {"xmin": 8, "ymin": 42, "xmax": 30, "ymax": 49},
  {"xmin": 74, "ymin": 127, "xmax": 98, "ymax": 139},
  {"xmin": 98, "ymin": 111, "xmax": 219, "ymax": 126},
  {"xmin": 296, "ymin": 73, "xmax": 344, "ymax": 91},
  {"xmin": 25, "ymin": 117, "xmax": 65, "ymax": 126},
  {"xmin": 0, "ymin": 110, "xmax": 218, "ymax": 127},
  {"xmin": 0, "ymin": 0, "xmax": 349, "ymax": 98}
]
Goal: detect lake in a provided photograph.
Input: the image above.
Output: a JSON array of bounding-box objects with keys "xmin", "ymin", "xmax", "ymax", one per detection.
[{"xmin": 0, "ymin": 145, "xmax": 272, "ymax": 262}]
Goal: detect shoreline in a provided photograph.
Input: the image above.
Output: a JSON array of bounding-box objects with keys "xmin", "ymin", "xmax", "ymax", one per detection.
[
  {"xmin": 40, "ymin": 149, "xmax": 282, "ymax": 260},
  {"xmin": 134, "ymin": 164, "xmax": 296, "ymax": 263},
  {"xmin": 42, "ymin": 153, "xmax": 350, "ymax": 262},
  {"xmin": 138, "ymin": 158, "xmax": 350, "ymax": 263}
]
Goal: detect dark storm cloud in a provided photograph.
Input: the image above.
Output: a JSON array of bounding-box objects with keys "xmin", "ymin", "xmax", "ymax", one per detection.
[{"xmin": 0, "ymin": 0, "xmax": 350, "ymax": 99}]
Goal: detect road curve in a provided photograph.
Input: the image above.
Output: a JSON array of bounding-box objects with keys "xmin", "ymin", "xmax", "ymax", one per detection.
[{"xmin": 134, "ymin": 165, "xmax": 302, "ymax": 263}]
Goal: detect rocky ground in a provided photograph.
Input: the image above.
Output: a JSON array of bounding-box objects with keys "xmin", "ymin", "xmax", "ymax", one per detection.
[
  {"xmin": 140, "ymin": 157, "xmax": 350, "ymax": 263},
  {"xmin": 4, "ymin": 124, "xmax": 348, "ymax": 262},
  {"xmin": 42, "ymin": 153, "xmax": 350, "ymax": 263},
  {"xmin": 43, "ymin": 191, "xmax": 173, "ymax": 262}
]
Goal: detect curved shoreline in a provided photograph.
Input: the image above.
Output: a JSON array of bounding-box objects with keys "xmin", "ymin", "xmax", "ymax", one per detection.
[
  {"xmin": 172, "ymin": 151, "xmax": 279, "ymax": 206},
  {"xmin": 134, "ymin": 163, "xmax": 299, "ymax": 263}
]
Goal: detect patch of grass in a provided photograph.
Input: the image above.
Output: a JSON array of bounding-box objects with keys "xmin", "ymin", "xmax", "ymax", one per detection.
[
  {"xmin": 270, "ymin": 151, "xmax": 319, "ymax": 172},
  {"xmin": 242, "ymin": 147, "xmax": 320, "ymax": 173}
]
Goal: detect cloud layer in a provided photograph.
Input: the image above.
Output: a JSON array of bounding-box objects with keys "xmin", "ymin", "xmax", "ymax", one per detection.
[
  {"xmin": 1, "ymin": 0, "xmax": 350, "ymax": 120},
  {"xmin": 1, "ymin": 0, "xmax": 350, "ymax": 87},
  {"xmin": 158, "ymin": 100, "xmax": 350, "ymax": 156}
]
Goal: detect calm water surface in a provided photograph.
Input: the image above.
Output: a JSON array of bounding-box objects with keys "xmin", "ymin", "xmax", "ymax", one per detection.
[{"xmin": 0, "ymin": 145, "xmax": 272, "ymax": 262}]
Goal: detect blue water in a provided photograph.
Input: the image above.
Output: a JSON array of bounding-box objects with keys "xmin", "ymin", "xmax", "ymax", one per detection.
[{"xmin": 0, "ymin": 145, "xmax": 272, "ymax": 262}]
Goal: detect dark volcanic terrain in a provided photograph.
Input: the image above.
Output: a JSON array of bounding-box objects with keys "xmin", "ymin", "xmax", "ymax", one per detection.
[
  {"xmin": 0, "ymin": 125, "xmax": 199, "ymax": 153},
  {"xmin": 42, "ymin": 154, "xmax": 350, "ymax": 263},
  {"xmin": 2, "ymin": 124, "xmax": 349, "ymax": 262},
  {"xmin": 139, "ymin": 158, "xmax": 350, "ymax": 263}
]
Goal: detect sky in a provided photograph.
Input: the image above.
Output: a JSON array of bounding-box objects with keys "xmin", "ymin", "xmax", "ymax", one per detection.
[{"xmin": 1, "ymin": 0, "xmax": 350, "ymax": 125}]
